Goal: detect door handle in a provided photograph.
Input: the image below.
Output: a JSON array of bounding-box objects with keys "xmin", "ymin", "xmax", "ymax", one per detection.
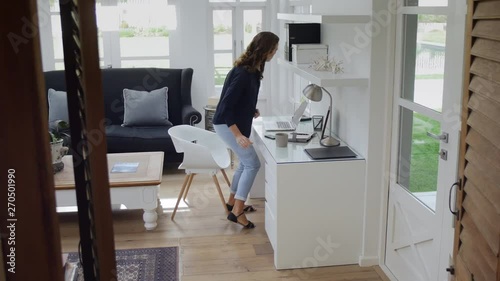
[
  {"xmin": 426, "ymin": 131, "xmax": 448, "ymax": 143},
  {"xmin": 449, "ymin": 181, "xmax": 460, "ymax": 218}
]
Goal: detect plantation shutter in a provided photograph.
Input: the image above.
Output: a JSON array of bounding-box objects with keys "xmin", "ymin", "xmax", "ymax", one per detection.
[{"xmin": 454, "ymin": 0, "xmax": 500, "ymax": 281}]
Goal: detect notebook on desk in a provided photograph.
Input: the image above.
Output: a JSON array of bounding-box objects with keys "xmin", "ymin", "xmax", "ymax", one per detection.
[
  {"xmin": 263, "ymin": 101, "xmax": 307, "ymax": 131},
  {"xmin": 304, "ymin": 146, "xmax": 357, "ymax": 160}
]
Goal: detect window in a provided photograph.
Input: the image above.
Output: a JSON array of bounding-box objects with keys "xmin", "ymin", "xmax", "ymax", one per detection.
[
  {"xmin": 209, "ymin": 0, "xmax": 267, "ymax": 95},
  {"xmin": 42, "ymin": 0, "xmax": 176, "ymax": 70}
]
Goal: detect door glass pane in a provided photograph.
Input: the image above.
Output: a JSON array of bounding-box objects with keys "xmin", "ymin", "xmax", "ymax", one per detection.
[
  {"xmin": 405, "ymin": 0, "xmax": 448, "ymax": 6},
  {"xmin": 397, "ymin": 107, "xmax": 440, "ymax": 210},
  {"xmin": 118, "ymin": 1, "xmax": 173, "ymax": 59},
  {"xmin": 243, "ymin": 10, "xmax": 262, "ymax": 50},
  {"xmin": 401, "ymin": 14, "xmax": 447, "ymax": 112},
  {"xmin": 213, "ymin": 10, "xmax": 233, "ymax": 50},
  {"xmin": 214, "ymin": 53, "xmax": 232, "ymax": 86}
]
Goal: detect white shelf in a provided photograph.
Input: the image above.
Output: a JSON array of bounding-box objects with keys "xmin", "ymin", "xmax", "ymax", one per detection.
[
  {"xmin": 277, "ymin": 13, "xmax": 371, "ymax": 24},
  {"xmin": 278, "ymin": 58, "xmax": 369, "ymax": 88}
]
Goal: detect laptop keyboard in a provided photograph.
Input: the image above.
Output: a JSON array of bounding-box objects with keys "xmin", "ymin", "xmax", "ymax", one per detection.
[{"xmin": 276, "ymin": 121, "xmax": 292, "ymax": 129}]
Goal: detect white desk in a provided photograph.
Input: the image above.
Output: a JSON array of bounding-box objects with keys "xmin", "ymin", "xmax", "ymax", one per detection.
[{"xmin": 250, "ymin": 117, "xmax": 366, "ymax": 269}]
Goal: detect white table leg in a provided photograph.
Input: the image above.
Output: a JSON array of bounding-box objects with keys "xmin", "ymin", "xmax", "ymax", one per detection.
[
  {"xmin": 143, "ymin": 208, "xmax": 158, "ymax": 230},
  {"xmin": 156, "ymin": 198, "xmax": 164, "ymax": 215}
]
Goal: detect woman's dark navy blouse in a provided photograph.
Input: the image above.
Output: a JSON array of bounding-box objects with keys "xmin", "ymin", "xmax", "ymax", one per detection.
[{"xmin": 212, "ymin": 66, "xmax": 261, "ymax": 137}]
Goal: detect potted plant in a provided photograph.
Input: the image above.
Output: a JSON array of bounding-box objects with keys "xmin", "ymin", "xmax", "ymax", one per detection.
[{"xmin": 49, "ymin": 120, "xmax": 70, "ymax": 173}]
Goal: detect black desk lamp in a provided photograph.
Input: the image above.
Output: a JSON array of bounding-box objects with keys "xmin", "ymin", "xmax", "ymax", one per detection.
[{"xmin": 302, "ymin": 84, "xmax": 340, "ymax": 147}]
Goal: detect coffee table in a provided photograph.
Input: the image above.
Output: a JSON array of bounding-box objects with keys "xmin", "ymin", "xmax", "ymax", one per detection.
[{"xmin": 54, "ymin": 152, "xmax": 164, "ymax": 230}]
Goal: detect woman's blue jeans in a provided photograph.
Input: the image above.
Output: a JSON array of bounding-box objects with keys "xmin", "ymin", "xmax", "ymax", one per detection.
[{"xmin": 213, "ymin": 124, "xmax": 261, "ymax": 201}]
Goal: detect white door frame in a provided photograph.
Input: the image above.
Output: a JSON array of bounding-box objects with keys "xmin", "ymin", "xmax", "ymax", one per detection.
[{"xmin": 384, "ymin": 1, "xmax": 467, "ymax": 280}]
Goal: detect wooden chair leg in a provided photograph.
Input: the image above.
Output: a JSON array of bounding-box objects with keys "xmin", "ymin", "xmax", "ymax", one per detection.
[
  {"xmin": 183, "ymin": 173, "xmax": 195, "ymax": 201},
  {"xmin": 172, "ymin": 174, "xmax": 191, "ymax": 220},
  {"xmin": 221, "ymin": 169, "xmax": 231, "ymax": 187},
  {"xmin": 212, "ymin": 175, "xmax": 229, "ymax": 213}
]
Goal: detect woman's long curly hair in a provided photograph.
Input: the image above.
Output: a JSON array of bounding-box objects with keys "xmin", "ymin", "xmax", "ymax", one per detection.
[{"xmin": 234, "ymin": 31, "xmax": 279, "ymax": 79}]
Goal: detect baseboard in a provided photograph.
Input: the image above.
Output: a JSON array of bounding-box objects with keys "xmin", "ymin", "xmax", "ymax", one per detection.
[
  {"xmin": 378, "ymin": 264, "xmax": 398, "ymax": 281},
  {"xmin": 358, "ymin": 256, "xmax": 379, "ymax": 267}
]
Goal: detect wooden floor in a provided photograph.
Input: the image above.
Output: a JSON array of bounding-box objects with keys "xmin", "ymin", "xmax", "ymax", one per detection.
[{"xmin": 58, "ymin": 165, "xmax": 390, "ymax": 281}]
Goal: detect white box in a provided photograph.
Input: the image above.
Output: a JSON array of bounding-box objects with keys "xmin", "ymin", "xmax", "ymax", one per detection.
[{"xmin": 292, "ymin": 44, "xmax": 328, "ymax": 65}]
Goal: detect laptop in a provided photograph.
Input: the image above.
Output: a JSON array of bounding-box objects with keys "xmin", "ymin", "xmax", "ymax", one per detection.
[{"xmin": 263, "ymin": 101, "xmax": 307, "ymax": 131}]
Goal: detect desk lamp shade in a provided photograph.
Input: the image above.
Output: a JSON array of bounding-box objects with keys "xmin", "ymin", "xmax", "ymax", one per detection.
[
  {"xmin": 302, "ymin": 84, "xmax": 323, "ymax": 102},
  {"xmin": 302, "ymin": 84, "xmax": 340, "ymax": 147}
]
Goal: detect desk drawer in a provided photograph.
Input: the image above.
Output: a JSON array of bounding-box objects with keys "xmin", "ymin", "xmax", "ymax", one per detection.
[
  {"xmin": 265, "ymin": 163, "xmax": 277, "ymax": 196},
  {"xmin": 265, "ymin": 182, "xmax": 277, "ymax": 216},
  {"xmin": 265, "ymin": 201, "xmax": 277, "ymax": 250},
  {"xmin": 261, "ymin": 146, "xmax": 276, "ymax": 173}
]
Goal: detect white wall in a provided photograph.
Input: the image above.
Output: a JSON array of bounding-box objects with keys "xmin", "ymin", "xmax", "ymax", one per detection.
[
  {"xmin": 275, "ymin": 0, "xmax": 396, "ymax": 267},
  {"xmin": 169, "ymin": 0, "xmax": 211, "ymax": 123}
]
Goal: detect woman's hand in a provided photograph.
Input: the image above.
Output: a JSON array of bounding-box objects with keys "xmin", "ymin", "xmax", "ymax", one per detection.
[
  {"xmin": 236, "ymin": 135, "xmax": 252, "ymax": 148},
  {"xmin": 254, "ymin": 109, "xmax": 260, "ymax": 119}
]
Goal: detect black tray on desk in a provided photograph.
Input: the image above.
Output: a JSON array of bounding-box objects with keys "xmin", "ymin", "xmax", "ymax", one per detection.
[{"xmin": 304, "ymin": 146, "xmax": 357, "ymax": 160}]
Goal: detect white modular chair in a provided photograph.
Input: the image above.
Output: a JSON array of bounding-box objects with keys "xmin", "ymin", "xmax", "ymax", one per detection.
[{"xmin": 168, "ymin": 125, "xmax": 231, "ymax": 220}]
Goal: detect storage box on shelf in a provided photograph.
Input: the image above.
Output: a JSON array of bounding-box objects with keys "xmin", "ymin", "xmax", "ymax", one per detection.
[{"xmin": 292, "ymin": 44, "xmax": 328, "ymax": 65}]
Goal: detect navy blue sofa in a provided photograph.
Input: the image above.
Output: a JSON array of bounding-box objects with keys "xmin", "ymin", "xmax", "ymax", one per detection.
[{"xmin": 44, "ymin": 68, "xmax": 201, "ymax": 164}]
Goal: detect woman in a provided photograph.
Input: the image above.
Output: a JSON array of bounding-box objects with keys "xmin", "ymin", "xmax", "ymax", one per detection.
[{"xmin": 213, "ymin": 31, "xmax": 279, "ymax": 229}]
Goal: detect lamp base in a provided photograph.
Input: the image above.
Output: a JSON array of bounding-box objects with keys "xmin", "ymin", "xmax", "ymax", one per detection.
[{"xmin": 320, "ymin": 136, "xmax": 340, "ymax": 147}]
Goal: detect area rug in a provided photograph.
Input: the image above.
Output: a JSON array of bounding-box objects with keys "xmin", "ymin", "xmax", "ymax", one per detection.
[{"xmin": 66, "ymin": 247, "xmax": 178, "ymax": 281}]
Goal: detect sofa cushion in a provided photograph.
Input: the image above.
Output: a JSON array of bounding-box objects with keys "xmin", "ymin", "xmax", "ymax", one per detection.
[
  {"xmin": 122, "ymin": 87, "xmax": 172, "ymax": 127},
  {"xmin": 105, "ymin": 125, "xmax": 176, "ymax": 153},
  {"xmin": 48, "ymin": 89, "xmax": 69, "ymax": 128}
]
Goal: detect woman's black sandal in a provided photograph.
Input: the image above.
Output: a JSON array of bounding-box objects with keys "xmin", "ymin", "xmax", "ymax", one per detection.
[
  {"xmin": 227, "ymin": 212, "xmax": 255, "ymax": 229},
  {"xmin": 226, "ymin": 203, "xmax": 256, "ymax": 212}
]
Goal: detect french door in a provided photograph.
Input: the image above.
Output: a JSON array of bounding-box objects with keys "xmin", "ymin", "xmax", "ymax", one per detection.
[
  {"xmin": 385, "ymin": 1, "xmax": 466, "ymax": 281},
  {"xmin": 209, "ymin": 1, "xmax": 266, "ymax": 95}
]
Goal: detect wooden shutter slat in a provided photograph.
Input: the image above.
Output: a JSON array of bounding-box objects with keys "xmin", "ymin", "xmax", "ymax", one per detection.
[
  {"xmin": 464, "ymin": 177, "xmax": 500, "ymax": 225},
  {"xmin": 458, "ymin": 247, "xmax": 490, "ymax": 281},
  {"xmin": 464, "ymin": 162, "xmax": 500, "ymax": 214},
  {"xmin": 469, "ymin": 76, "xmax": 500, "ymax": 104},
  {"xmin": 465, "ymin": 147, "xmax": 500, "ymax": 183},
  {"xmin": 466, "ymin": 129, "xmax": 500, "ymax": 172},
  {"xmin": 475, "ymin": 1, "xmax": 500, "ymax": 19},
  {"xmin": 462, "ymin": 195, "xmax": 499, "ymax": 261},
  {"xmin": 463, "ymin": 148, "xmax": 500, "ymax": 199},
  {"xmin": 460, "ymin": 214, "xmax": 497, "ymax": 272},
  {"xmin": 471, "ymin": 38, "xmax": 500, "ymax": 63},
  {"xmin": 455, "ymin": 254, "xmax": 474, "ymax": 281},
  {"xmin": 464, "ymin": 181, "xmax": 500, "ymax": 255},
  {"xmin": 467, "ymin": 111, "xmax": 500, "ymax": 150},
  {"xmin": 468, "ymin": 92, "xmax": 500, "ymax": 127},
  {"xmin": 470, "ymin": 57, "xmax": 500, "ymax": 83},
  {"xmin": 471, "ymin": 20, "xmax": 500, "ymax": 41}
]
